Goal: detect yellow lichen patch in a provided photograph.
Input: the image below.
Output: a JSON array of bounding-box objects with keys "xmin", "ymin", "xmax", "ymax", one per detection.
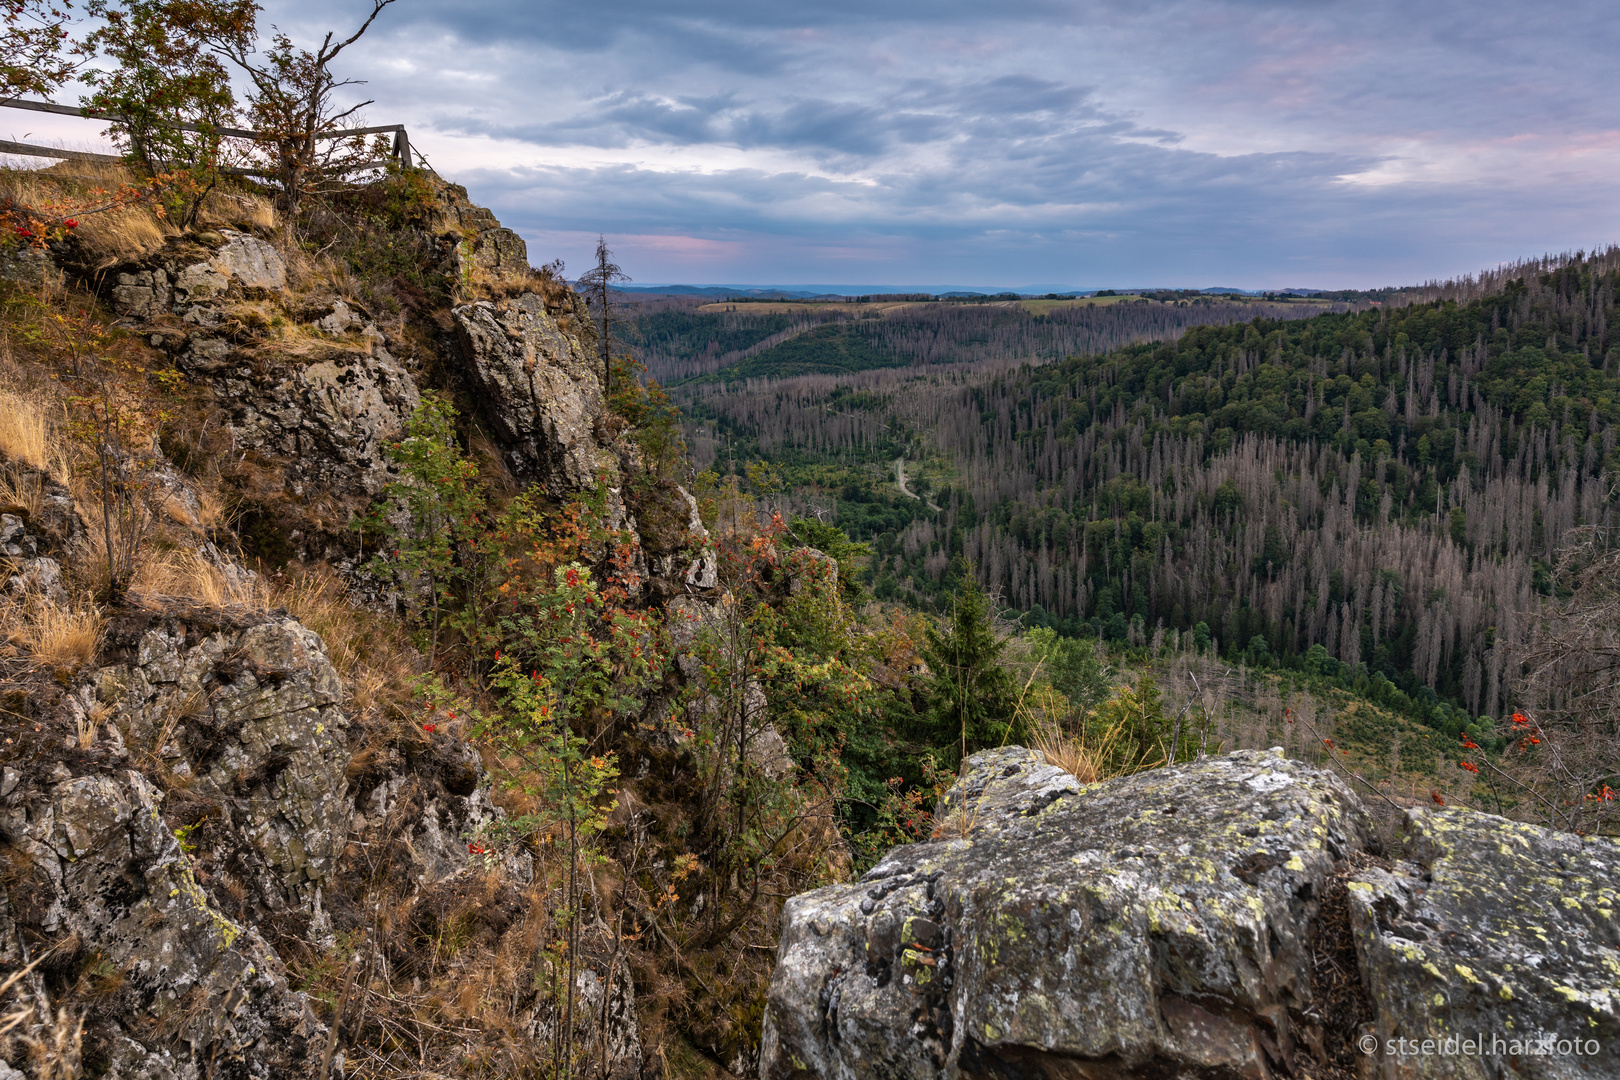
[{"xmin": 1454, "ymin": 965, "xmax": 1482, "ymax": 986}]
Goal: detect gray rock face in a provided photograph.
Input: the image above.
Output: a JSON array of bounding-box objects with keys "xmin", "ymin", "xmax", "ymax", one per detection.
[
  {"xmin": 766, "ymin": 749, "xmax": 1620, "ymax": 1080},
  {"xmin": 425, "ymin": 179, "xmax": 529, "ymax": 272},
  {"xmin": 99, "ymin": 230, "xmax": 419, "ymax": 497},
  {"xmin": 0, "ymin": 246, "xmax": 55, "ymax": 286},
  {"xmin": 1350, "ymin": 807, "xmax": 1620, "ymax": 1079},
  {"xmin": 0, "ymin": 769, "xmax": 324, "ymax": 1077},
  {"xmin": 763, "ymin": 747, "xmax": 1372, "ymax": 1080},
  {"xmin": 109, "ymin": 229, "xmax": 286, "ymax": 320},
  {"xmin": 453, "ymin": 293, "xmax": 617, "ymax": 493},
  {"xmin": 92, "ymin": 615, "xmax": 352, "ymax": 914},
  {"xmin": 208, "ymin": 339, "xmax": 421, "ymax": 495},
  {"xmin": 470, "ymin": 227, "xmax": 529, "ymax": 273}
]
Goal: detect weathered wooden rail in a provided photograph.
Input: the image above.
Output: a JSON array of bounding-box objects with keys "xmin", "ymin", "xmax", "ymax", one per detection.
[{"xmin": 0, "ymin": 97, "xmax": 414, "ymax": 174}]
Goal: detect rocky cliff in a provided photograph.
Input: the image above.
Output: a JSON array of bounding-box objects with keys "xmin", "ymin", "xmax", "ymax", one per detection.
[
  {"xmin": 763, "ymin": 747, "xmax": 1619, "ymax": 1080},
  {"xmin": 0, "ymin": 177, "xmax": 690, "ymax": 1077}
]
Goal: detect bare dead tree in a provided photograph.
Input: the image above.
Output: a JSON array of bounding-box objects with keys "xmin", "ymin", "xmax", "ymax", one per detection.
[
  {"xmin": 578, "ymin": 236, "xmax": 631, "ymax": 397},
  {"xmin": 204, "ymin": 0, "xmax": 399, "ymax": 230}
]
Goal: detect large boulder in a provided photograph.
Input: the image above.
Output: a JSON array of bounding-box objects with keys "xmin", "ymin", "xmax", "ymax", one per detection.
[
  {"xmin": 1350, "ymin": 807, "xmax": 1620, "ymax": 1079},
  {"xmin": 763, "ymin": 747, "xmax": 1372, "ymax": 1080},
  {"xmin": 452, "ymin": 292, "xmax": 619, "ymax": 494}
]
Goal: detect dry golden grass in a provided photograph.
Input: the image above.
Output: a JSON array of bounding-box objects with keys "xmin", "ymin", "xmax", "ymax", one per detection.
[
  {"xmin": 1031, "ymin": 726, "xmax": 1105, "ymax": 784},
  {"xmin": 274, "ymin": 570, "xmax": 416, "ymax": 723},
  {"xmin": 160, "ymin": 486, "xmax": 229, "ymax": 531},
  {"xmin": 0, "ymin": 162, "xmax": 278, "ymax": 265},
  {"xmin": 77, "ymin": 700, "xmax": 116, "ymax": 750},
  {"xmin": 1031, "ymin": 716, "xmax": 1160, "ymax": 784},
  {"xmin": 0, "ymin": 390, "xmax": 67, "ymax": 481},
  {"xmin": 12, "ymin": 596, "xmax": 104, "ymax": 668},
  {"xmin": 0, "ymin": 469, "xmax": 43, "ymax": 519},
  {"xmin": 131, "ymin": 548, "xmax": 268, "ymax": 607},
  {"xmin": 275, "ymin": 568, "xmax": 364, "ymax": 674}
]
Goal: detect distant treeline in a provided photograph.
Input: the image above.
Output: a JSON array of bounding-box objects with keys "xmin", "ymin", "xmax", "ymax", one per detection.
[{"xmin": 634, "ymin": 295, "xmax": 1350, "ymax": 383}]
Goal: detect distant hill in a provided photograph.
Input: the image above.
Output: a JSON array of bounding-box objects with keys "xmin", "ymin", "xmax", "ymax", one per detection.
[{"xmin": 636, "ymin": 293, "xmax": 1346, "ymax": 384}]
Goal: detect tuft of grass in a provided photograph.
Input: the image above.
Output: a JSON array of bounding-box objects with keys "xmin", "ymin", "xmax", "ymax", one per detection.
[
  {"xmin": 1028, "ymin": 713, "xmax": 1142, "ymax": 785},
  {"xmin": 13, "ymin": 596, "xmax": 104, "ymax": 668},
  {"xmin": 275, "ymin": 568, "xmax": 363, "ymax": 674},
  {"xmin": 0, "ymin": 469, "xmax": 43, "ymax": 519},
  {"xmin": 131, "ymin": 549, "xmax": 267, "ymax": 607},
  {"xmin": 274, "ymin": 567, "xmax": 413, "ymax": 692},
  {"xmin": 0, "ymin": 390, "xmax": 65, "ymax": 481}
]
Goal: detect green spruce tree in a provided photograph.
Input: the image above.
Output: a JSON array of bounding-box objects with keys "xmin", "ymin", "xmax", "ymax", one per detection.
[{"xmin": 921, "ymin": 582, "xmax": 1016, "ymax": 772}]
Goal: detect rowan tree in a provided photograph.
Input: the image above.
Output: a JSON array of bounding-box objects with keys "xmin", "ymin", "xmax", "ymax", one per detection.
[
  {"xmin": 1, "ymin": 0, "xmax": 89, "ymax": 103},
  {"xmin": 83, "ymin": 0, "xmax": 253, "ymax": 221}
]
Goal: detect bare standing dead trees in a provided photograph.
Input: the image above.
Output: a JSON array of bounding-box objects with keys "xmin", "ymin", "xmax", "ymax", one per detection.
[
  {"xmin": 1508, "ymin": 524, "xmax": 1620, "ymax": 835},
  {"xmin": 578, "ymin": 236, "xmax": 631, "ymax": 396}
]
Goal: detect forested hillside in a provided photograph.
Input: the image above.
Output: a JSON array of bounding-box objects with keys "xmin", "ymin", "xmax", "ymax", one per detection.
[
  {"xmin": 675, "ymin": 250, "xmax": 1620, "ymax": 729},
  {"xmin": 635, "ymin": 293, "xmax": 1348, "ymax": 383}
]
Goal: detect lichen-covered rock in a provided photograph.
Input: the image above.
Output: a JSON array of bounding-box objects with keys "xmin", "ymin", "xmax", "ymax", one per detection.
[
  {"xmin": 92, "ymin": 614, "xmax": 352, "ymax": 915},
  {"xmin": 0, "ymin": 246, "xmax": 55, "ymax": 287},
  {"xmin": 0, "ymin": 768, "xmax": 324, "ymax": 1077},
  {"xmin": 452, "ymin": 293, "xmax": 619, "ymax": 494},
  {"xmin": 0, "ymin": 466, "xmax": 84, "ymax": 603},
  {"xmin": 108, "ymin": 229, "xmax": 285, "ymax": 319},
  {"xmin": 763, "ymin": 747, "xmax": 1373, "ymax": 1080},
  {"xmin": 1349, "ymin": 807, "xmax": 1620, "ymax": 1079},
  {"xmin": 205, "ymin": 339, "xmax": 421, "ymax": 495}
]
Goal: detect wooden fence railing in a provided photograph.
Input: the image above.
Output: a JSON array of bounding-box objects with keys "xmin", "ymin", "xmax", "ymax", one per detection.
[{"xmin": 0, "ymin": 97, "xmax": 414, "ymax": 174}]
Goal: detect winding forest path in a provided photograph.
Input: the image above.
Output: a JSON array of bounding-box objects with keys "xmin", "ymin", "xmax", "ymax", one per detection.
[{"xmin": 896, "ymin": 457, "xmax": 942, "ymax": 511}]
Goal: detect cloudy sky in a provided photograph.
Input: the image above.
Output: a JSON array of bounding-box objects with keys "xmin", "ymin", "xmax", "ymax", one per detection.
[{"xmin": 18, "ymin": 1, "xmax": 1620, "ymax": 288}]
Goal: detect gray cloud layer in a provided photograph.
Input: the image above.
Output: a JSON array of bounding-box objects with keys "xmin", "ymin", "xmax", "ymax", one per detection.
[{"xmin": 264, "ymin": 0, "xmax": 1620, "ymax": 287}]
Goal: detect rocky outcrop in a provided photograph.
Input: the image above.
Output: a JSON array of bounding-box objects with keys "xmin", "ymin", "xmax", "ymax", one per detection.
[
  {"xmin": 764, "ymin": 747, "xmax": 1620, "ymax": 1080},
  {"xmin": 93, "ymin": 614, "xmax": 353, "ymax": 917},
  {"xmin": 426, "ymin": 179, "xmax": 530, "ymax": 273},
  {"xmin": 0, "ymin": 764, "xmax": 325, "ymax": 1079},
  {"xmin": 0, "ymin": 598, "xmax": 549, "ymax": 1075},
  {"xmin": 452, "ymin": 292, "xmax": 619, "ymax": 494},
  {"xmin": 108, "ymin": 229, "xmax": 285, "ymax": 320},
  {"xmin": 97, "ymin": 228, "xmax": 422, "ymax": 499},
  {"xmin": 1350, "ymin": 807, "xmax": 1619, "ymax": 1079},
  {"xmin": 765, "ymin": 747, "xmax": 1370, "ymax": 1080},
  {"xmin": 202, "ymin": 334, "xmax": 421, "ymax": 497},
  {"xmin": 0, "ymin": 469, "xmax": 82, "ymax": 605}
]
